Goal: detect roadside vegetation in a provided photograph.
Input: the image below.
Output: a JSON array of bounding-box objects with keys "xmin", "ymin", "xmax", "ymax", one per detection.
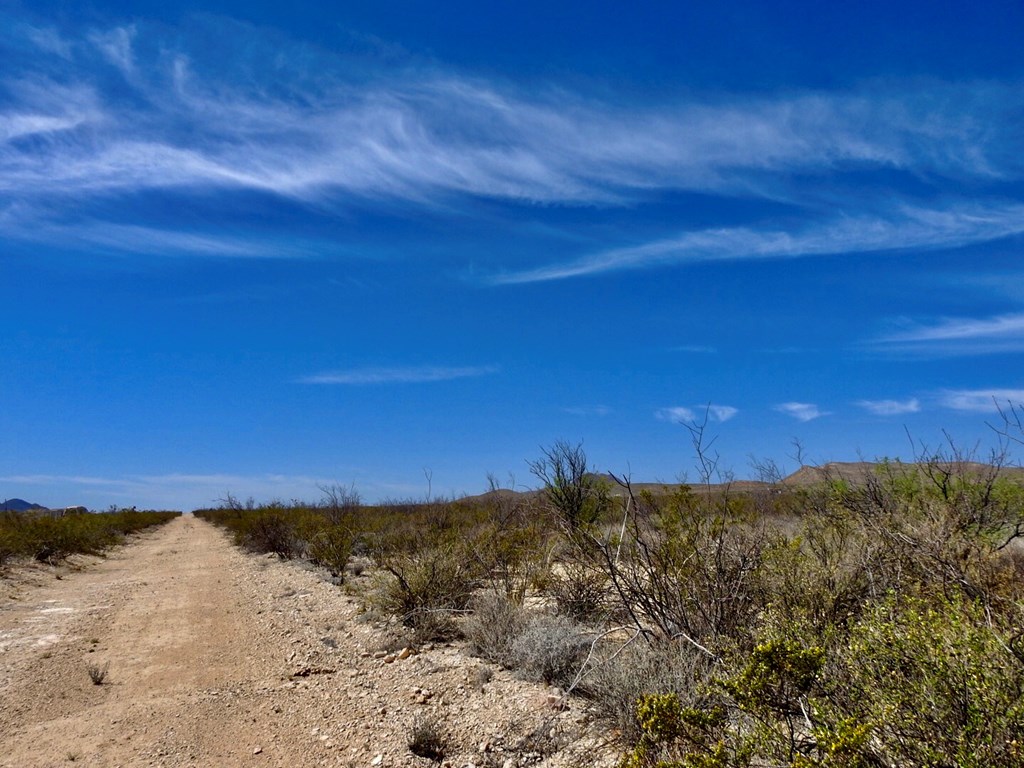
[
  {"xmin": 195, "ymin": 414, "xmax": 1024, "ymax": 767},
  {"xmin": 0, "ymin": 507, "xmax": 180, "ymax": 567}
]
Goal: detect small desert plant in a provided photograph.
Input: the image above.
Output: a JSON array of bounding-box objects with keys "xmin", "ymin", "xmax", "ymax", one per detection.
[
  {"xmin": 584, "ymin": 638, "xmax": 716, "ymax": 744},
  {"xmin": 237, "ymin": 507, "xmax": 300, "ymax": 558},
  {"xmin": 529, "ymin": 440, "xmax": 613, "ymax": 531},
  {"xmin": 0, "ymin": 526, "xmax": 16, "ymax": 569},
  {"xmin": 305, "ymin": 524, "xmax": 353, "ymax": 577},
  {"xmin": 86, "ymin": 661, "xmax": 109, "ymax": 685},
  {"xmin": 546, "ymin": 559, "xmax": 610, "ymax": 622},
  {"xmin": 407, "ymin": 715, "xmax": 446, "ymax": 761},
  {"xmin": 464, "ymin": 593, "xmax": 529, "ymax": 667},
  {"xmin": 509, "ymin": 613, "xmax": 590, "ymax": 689},
  {"xmin": 372, "ymin": 543, "xmax": 481, "ymax": 641}
]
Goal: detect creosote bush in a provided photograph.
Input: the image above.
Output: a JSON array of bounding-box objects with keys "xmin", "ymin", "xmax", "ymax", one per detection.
[{"xmin": 0, "ymin": 509, "xmax": 179, "ymax": 566}]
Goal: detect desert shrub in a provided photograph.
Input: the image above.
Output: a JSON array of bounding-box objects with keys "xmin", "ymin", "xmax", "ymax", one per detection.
[
  {"xmin": 546, "ymin": 558, "xmax": 611, "ymax": 622},
  {"xmin": 372, "ymin": 542, "xmax": 481, "ymax": 641},
  {"xmin": 0, "ymin": 509, "xmax": 178, "ymax": 565},
  {"xmin": 464, "ymin": 593, "xmax": 530, "ymax": 667},
  {"xmin": 831, "ymin": 458, "xmax": 1024, "ymax": 605},
  {"xmin": 616, "ymin": 595, "xmax": 1024, "ymax": 768},
  {"xmin": 305, "ymin": 523, "xmax": 353, "ymax": 577},
  {"xmin": 470, "ymin": 518, "xmax": 551, "ymax": 604},
  {"xmin": 759, "ymin": 513, "xmax": 876, "ymax": 632},
  {"xmin": 529, "ymin": 441, "xmax": 613, "ymax": 531},
  {"xmin": 584, "ymin": 638, "xmax": 717, "ymax": 744},
  {"xmin": 619, "ymin": 693, "xmax": 736, "ymax": 768},
  {"xmin": 594, "ymin": 486, "xmax": 768, "ymax": 647},
  {"xmin": 0, "ymin": 525, "xmax": 15, "ymax": 568},
  {"xmin": 407, "ymin": 715, "xmax": 446, "ymax": 761},
  {"xmin": 816, "ymin": 592, "xmax": 1024, "ymax": 767},
  {"xmin": 508, "ymin": 612, "xmax": 590, "ymax": 688},
  {"xmin": 236, "ymin": 506, "xmax": 300, "ymax": 558},
  {"xmin": 86, "ymin": 661, "xmax": 110, "ymax": 685}
]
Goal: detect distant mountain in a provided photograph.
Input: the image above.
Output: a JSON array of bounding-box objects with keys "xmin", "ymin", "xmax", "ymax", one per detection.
[
  {"xmin": 1, "ymin": 498, "xmax": 45, "ymax": 512},
  {"xmin": 459, "ymin": 461, "xmax": 1024, "ymax": 504}
]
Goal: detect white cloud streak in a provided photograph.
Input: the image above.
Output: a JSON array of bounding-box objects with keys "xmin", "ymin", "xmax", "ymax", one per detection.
[
  {"xmin": 301, "ymin": 365, "xmax": 498, "ymax": 384},
  {"xmin": 5, "ymin": 73, "xmax": 1020, "ymax": 203},
  {"xmin": 774, "ymin": 402, "xmax": 828, "ymax": 422},
  {"xmin": 868, "ymin": 311, "xmax": 1024, "ymax": 357},
  {"xmin": 0, "ymin": 472, "xmax": 321, "ymax": 510},
  {"xmin": 938, "ymin": 389, "xmax": 1024, "ymax": 413},
  {"xmin": 881, "ymin": 312, "xmax": 1024, "ymax": 343},
  {"xmin": 856, "ymin": 398, "xmax": 922, "ymax": 416},
  {"xmin": 564, "ymin": 405, "xmax": 612, "ymax": 416},
  {"xmin": 656, "ymin": 404, "xmax": 738, "ymax": 423},
  {"xmin": 87, "ymin": 25, "xmax": 136, "ymax": 76},
  {"xmin": 1, "ymin": 20, "xmax": 1023, "ymax": 266},
  {"xmin": 656, "ymin": 406, "xmax": 696, "ymax": 423},
  {"xmin": 490, "ymin": 202, "xmax": 1024, "ymax": 283}
]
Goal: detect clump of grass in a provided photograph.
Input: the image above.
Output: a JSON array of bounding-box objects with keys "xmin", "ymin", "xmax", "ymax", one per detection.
[
  {"xmin": 407, "ymin": 715, "xmax": 446, "ymax": 762},
  {"xmin": 464, "ymin": 593, "xmax": 528, "ymax": 667},
  {"xmin": 86, "ymin": 661, "xmax": 109, "ymax": 685},
  {"xmin": 508, "ymin": 613, "xmax": 590, "ymax": 689}
]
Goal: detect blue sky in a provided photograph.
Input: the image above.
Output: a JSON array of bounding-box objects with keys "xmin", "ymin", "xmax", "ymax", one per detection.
[{"xmin": 2, "ymin": 0, "xmax": 1023, "ymax": 510}]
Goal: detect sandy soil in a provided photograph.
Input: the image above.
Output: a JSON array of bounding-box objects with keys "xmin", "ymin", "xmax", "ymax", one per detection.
[{"xmin": 0, "ymin": 516, "xmax": 616, "ymax": 768}]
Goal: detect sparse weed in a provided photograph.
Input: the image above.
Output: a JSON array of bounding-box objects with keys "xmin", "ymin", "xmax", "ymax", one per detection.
[
  {"xmin": 407, "ymin": 715, "xmax": 446, "ymax": 762},
  {"xmin": 464, "ymin": 593, "xmax": 529, "ymax": 668},
  {"xmin": 508, "ymin": 613, "xmax": 590, "ymax": 689},
  {"xmin": 86, "ymin": 661, "xmax": 109, "ymax": 685}
]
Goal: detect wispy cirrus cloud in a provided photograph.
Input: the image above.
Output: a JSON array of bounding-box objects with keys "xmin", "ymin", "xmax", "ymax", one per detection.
[
  {"xmin": 87, "ymin": 24, "xmax": 136, "ymax": 76},
  {"xmin": 1, "ymin": 18, "xmax": 1023, "ymax": 262},
  {"xmin": 672, "ymin": 344, "xmax": 718, "ymax": 354},
  {"xmin": 23, "ymin": 25, "xmax": 74, "ymax": 58},
  {"xmin": 856, "ymin": 398, "xmax": 921, "ymax": 416},
  {"xmin": 774, "ymin": 402, "xmax": 829, "ymax": 422},
  {"xmin": 301, "ymin": 365, "xmax": 498, "ymax": 385},
  {"xmin": 872, "ymin": 311, "xmax": 1024, "ymax": 355},
  {"xmin": 7, "ymin": 60, "xmax": 1020, "ymax": 203},
  {"xmin": 884, "ymin": 313, "xmax": 1024, "ymax": 342},
  {"xmin": 938, "ymin": 389, "xmax": 1024, "ymax": 413},
  {"xmin": 0, "ymin": 471, "xmax": 323, "ymax": 509},
  {"xmin": 564, "ymin": 405, "xmax": 612, "ymax": 416},
  {"xmin": 656, "ymin": 404, "xmax": 738, "ymax": 423},
  {"xmin": 489, "ymin": 202, "xmax": 1024, "ymax": 284},
  {"xmin": 10, "ymin": 218, "xmax": 313, "ymax": 258}
]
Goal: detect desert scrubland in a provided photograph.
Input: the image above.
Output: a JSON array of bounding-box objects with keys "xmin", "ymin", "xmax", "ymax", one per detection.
[{"xmin": 4, "ymin": 436, "xmax": 1024, "ymax": 767}]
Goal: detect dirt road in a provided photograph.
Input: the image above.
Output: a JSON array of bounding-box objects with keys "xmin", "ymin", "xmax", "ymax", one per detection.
[{"xmin": 0, "ymin": 516, "xmax": 611, "ymax": 768}]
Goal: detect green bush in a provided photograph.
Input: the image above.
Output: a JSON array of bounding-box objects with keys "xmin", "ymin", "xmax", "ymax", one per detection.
[
  {"xmin": 0, "ymin": 509, "xmax": 179, "ymax": 565},
  {"xmin": 818, "ymin": 593, "xmax": 1024, "ymax": 767},
  {"xmin": 372, "ymin": 542, "xmax": 481, "ymax": 641},
  {"xmin": 305, "ymin": 523, "xmax": 353, "ymax": 577}
]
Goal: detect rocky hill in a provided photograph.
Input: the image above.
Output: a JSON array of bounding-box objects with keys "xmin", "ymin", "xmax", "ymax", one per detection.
[{"xmin": 0, "ymin": 498, "xmax": 44, "ymax": 512}]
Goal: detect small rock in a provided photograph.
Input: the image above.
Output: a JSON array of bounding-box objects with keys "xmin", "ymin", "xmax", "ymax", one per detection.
[
  {"xmin": 253, "ymin": 746, "xmax": 262, "ymax": 755},
  {"xmin": 371, "ymin": 754, "xmax": 383, "ymax": 766}
]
